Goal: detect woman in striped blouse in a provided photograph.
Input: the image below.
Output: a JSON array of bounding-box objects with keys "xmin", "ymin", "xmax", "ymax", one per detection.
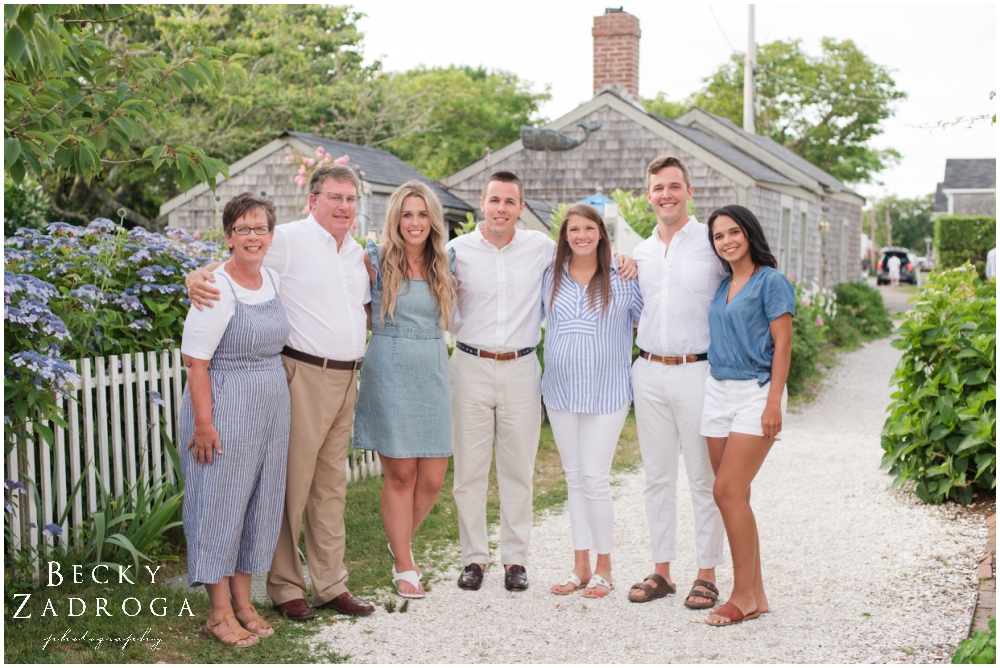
[{"xmin": 543, "ymin": 203, "xmax": 643, "ymax": 599}]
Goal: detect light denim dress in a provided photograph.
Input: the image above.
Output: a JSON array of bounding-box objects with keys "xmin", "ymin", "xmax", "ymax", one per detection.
[{"xmin": 352, "ymin": 240, "xmax": 456, "ymax": 458}]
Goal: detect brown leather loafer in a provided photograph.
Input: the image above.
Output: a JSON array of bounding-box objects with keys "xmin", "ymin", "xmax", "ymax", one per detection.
[
  {"xmin": 273, "ymin": 598, "xmax": 315, "ymax": 621},
  {"xmin": 457, "ymin": 563, "xmax": 484, "ymax": 590},
  {"xmin": 316, "ymin": 591, "xmax": 375, "ymax": 617},
  {"xmin": 505, "ymin": 565, "xmax": 528, "ymax": 591}
]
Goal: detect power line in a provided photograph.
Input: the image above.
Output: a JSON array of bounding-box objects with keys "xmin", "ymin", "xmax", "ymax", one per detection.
[{"xmin": 707, "ymin": 5, "xmax": 737, "ymax": 54}]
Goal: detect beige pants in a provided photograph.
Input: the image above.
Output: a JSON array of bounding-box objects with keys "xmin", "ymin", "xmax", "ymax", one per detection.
[
  {"xmin": 266, "ymin": 356, "xmax": 358, "ymax": 606},
  {"xmin": 450, "ymin": 350, "xmax": 542, "ymax": 567}
]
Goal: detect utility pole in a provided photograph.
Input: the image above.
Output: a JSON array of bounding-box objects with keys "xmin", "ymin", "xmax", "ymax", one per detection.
[
  {"xmin": 744, "ymin": 5, "xmax": 756, "ymax": 133},
  {"xmin": 885, "ymin": 206, "xmax": 893, "ymax": 248},
  {"xmin": 869, "ymin": 200, "xmax": 878, "ymax": 275}
]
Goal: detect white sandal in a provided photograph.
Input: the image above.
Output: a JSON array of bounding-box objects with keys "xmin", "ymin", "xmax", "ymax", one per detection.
[
  {"xmin": 582, "ymin": 574, "xmax": 614, "ymax": 598},
  {"xmin": 550, "ymin": 572, "xmax": 585, "ymax": 595},
  {"xmin": 392, "ymin": 566, "xmax": 425, "ymax": 599}
]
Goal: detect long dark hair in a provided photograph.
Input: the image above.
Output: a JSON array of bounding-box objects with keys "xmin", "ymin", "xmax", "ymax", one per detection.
[
  {"xmin": 551, "ymin": 203, "xmax": 613, "ymax": 315},
  {"xmin": 707, "ymin": 205, "xmax": 777, "ymax": 274}
]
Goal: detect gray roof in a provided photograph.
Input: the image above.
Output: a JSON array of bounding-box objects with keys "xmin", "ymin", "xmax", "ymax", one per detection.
[
  {"xmin": 597, "ymin": 90, "xmax": 797, "ymax": 187},
  {"xmin": 692, "ymin": 110, "xmax": 859, "ymax": 195},
  {"xmin": 285, "ymin": 132, "xmax": 472, "ymax": 212},
  {"xmin": 652, "ymin": 113, "xmax": 798, "ymax": 186},
  {"xmin": 933, "ymin": 159, "xmax": 996, "ymax": 211},
  {"xmin": 525, "ymin": 199, "xmax": 557, "ymax": 225}
]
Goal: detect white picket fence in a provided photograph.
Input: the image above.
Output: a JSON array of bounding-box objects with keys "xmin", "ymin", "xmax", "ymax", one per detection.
[{"xmin": 6, "ymin": 348, "xmax": 382, "ymax": 550}]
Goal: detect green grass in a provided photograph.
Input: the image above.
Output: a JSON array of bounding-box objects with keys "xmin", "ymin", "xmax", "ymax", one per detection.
[
  {"xmin": 2, "ymin": 578, "xmax": 347, "ymax": 664},
  {"xmin": 4, "ymin": 412, "xmax": 644, "ymax": 663}
]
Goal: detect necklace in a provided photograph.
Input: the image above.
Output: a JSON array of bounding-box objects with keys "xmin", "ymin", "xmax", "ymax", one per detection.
[{"xmin": 726, "ymin": 266, "xmax": 759, "ymax": 304}]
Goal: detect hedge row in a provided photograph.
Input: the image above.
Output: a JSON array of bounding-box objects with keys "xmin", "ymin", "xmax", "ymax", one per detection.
[{"xmin": 934, "ymin": 214, "xmax": 996, "ymax": 277}]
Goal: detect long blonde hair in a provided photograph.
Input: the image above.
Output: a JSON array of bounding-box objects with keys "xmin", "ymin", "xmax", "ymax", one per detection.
[{"xmin": 379, "ymin": 181, "xmax": 455, "ymax": 330}]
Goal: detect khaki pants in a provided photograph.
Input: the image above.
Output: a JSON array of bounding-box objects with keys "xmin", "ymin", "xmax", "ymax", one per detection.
[
  {"xmin": 450, "ymin": 350, "xmax": 542, "ymax": 567},
  {"xmin": 266, "ymin": 357, "xmax": 358, "ymax": 606}
]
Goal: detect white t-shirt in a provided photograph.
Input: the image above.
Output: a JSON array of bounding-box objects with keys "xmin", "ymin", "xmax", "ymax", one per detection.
[
  {"xmin": 887, "ymin": 255, "xmax": 901, "ymax": 278},
  {"xmin": 447, "ymin": 224, "xmax": 556, "ymax": 351},
  {"xmin": 634, "ymin": 218, "xmax": 727, "ymax": 356},
  {"xmin": 180, "ymin": 266, "xmax": 280, "ymax": 361}
]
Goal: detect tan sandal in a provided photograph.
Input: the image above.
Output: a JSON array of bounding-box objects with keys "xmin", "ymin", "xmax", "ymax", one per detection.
[
  {"xmin": 206, "ymin": 612, "xmax": 259, "ymax": 647},
  {"xmin": 233, "ymin": 603, "xmax": 275, "ymax": 637}
]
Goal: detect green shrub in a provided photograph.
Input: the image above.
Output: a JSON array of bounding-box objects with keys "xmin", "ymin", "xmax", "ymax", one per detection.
[
  {"xmin": 934, "ymin": 214, "xmax": 997, "ymax": 278},
  {"xmin": 828, "ymin": 281, "xmax": 893, "ymax": 346},
  {"xmin": 3, "ymin": 175, "xmax": 52, "ymax": 236},
  {"xmin": 952, "ymin": 619, "xmax": 996, "ymax": 664},
  {"xmin": 786, "ymin": 281, "xmax": 836, "ymax": 395},
  {"xmin": 881, "ymin": 265, "xmax": 996, "ymax": 505}
]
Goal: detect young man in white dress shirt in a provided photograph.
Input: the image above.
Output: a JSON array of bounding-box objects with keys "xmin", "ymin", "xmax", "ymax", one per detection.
[
  {"xmin": 447, "ymin": 171, "xmax": 637, "ymax": 592},
  {"xmin": 628, "ymin": 156, "xmax": 728, "ymax": 609},
  {"xmin": 186, "ymin": 165, "xmax": 376, "ymax": 620}
]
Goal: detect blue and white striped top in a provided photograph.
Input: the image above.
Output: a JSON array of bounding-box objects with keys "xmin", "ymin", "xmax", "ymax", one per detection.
[{"xmin": 541, "ymin": 259, "xmax": 643, "ymax": 414}]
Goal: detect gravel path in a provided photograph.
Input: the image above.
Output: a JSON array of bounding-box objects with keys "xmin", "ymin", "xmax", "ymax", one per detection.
[{"xmin": 311, "ymin": 338, "xmax": 986, "ymax": 663}]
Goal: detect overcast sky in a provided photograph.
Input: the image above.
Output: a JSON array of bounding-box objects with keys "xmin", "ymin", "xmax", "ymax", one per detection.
[{"xmin": 352, "ymin": 1, "xmax": 996, "ymax": 203}]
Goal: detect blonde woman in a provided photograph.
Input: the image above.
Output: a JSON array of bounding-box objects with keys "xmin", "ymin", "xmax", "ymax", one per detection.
[{"xmin": 352, "ymin": 180, "xmax": 456, "ymax": 599}]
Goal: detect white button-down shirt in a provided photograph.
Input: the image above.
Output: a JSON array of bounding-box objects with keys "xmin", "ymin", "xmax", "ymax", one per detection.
[
  {"xmin": 447, "ymin": 225, "xmax": 556, "ymax": 351},
  {"xmin": 634, "ymin": 217, "xmax": 727, "ymax": 356},
  {"xmin": 264, "ymin": 215, "xmax": 371, "ymax": 361}
]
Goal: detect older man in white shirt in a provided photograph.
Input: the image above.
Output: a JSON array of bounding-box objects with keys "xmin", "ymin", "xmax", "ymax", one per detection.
[
  {"xmin": 186, "ymin": 165, "xmax": 376, "ymax": 620},
  {"xmin": 448, "ymin": 171, "xmax": 636, "ymax": 592},
  {"xmin": 628, "ymin": 156, "xmax": 729, "ymax": 610}
]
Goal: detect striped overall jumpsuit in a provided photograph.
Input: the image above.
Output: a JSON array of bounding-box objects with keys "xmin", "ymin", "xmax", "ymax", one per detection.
[{"xmin": 179, "ymin": 271, "xmax": 291, "ymax": 587}]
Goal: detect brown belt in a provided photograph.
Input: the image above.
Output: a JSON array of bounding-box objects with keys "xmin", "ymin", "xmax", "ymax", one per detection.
[
  {"xmin": 281, "ymin": 346, "xmax": 363, "ymax": 371},
  {"xmin": 456, "ymin": 342, "xmax": 535, "ymax": 361},
  {"xmin": 639, "ymin": 350, "xmax": 708, "ymax": 365}
]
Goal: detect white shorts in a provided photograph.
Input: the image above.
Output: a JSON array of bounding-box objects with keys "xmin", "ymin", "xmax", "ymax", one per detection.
[{"xmin": 700, "ymin": 376, "xmax": 788, "ymax": 440}]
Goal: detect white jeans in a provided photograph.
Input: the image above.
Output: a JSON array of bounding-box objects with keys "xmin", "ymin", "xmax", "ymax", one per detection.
[
  {"xmin": 450, "ymin": 350, "xmax": 542, "ymax": 567},
  {"xmin": 631, "ymin": 358, "xmax": 726, "ymax": 568},
  {"xmin": 547, "ymin": 404, "xmax": 630, "ymax": 555}
]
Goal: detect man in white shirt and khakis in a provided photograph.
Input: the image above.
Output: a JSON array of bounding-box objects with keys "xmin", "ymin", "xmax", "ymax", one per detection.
[
  {"xmin": 628, "ymin": 156, "xmax": 728, "ymax": 609},
  {"xmin": 447, "ymin": 171, "xmax": 636, "ymax": 591},
  {"xmin": 187, "ymin": 165, "xmax": 376, "ymax": 620}
]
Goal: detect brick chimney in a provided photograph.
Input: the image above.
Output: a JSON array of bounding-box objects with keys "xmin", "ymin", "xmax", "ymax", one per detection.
[{"xmin": 592, "ymin": 7, "xmax": 641, "ymax": 101}]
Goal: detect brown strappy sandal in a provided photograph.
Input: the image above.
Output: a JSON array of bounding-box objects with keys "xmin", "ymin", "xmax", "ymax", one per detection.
[
  {"xmin": 206, "ymin": 612, "xmax": 259, "ymax": 647},
  {"xmin": 627, "ymin": 573, "xmax": 676, "ymax": 602},
  {"xmin": 683, "ymin": 579, "xmax": 720, "ymax": 609},
  {"xmin": 233, "ymin": 603, "xmax": 275, "ymax": 637}
]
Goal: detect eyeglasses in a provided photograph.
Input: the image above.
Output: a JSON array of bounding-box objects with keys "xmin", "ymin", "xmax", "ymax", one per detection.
[
  {"xmin": 313, "ymin": 192, "xmax": 357, "ymax": 206},
  {"xmin": 231, "ymin": 225, "xmax": 272, "ymax": 236}
]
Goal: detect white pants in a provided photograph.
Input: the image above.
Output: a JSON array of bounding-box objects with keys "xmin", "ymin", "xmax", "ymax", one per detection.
[
  {"xmin": 631, "ymin": 358, "xmax": 726, "ymax": 568},
  {"xmin": 547, "ymin": 403, "xmax": 630, "ymax": 555},
  {"xmin": 450, "ymin": 350, "xmax": 542, "ymax": 567}
]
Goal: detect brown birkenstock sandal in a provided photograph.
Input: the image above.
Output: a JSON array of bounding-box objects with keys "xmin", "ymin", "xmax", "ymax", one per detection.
[
  {"xmin": 628, "ymin": 573, "xmax": 676, "ymax": 602},
  {"xmin": 683, "ymin": 579, "xmax": 720, "ymax": 609},
  {"xmin": 233, "ymin": 603, "xmax": 275, "ymax": 637},
  {"xmin": 206, "ymin": 611, "xmax": 259, "ymax": 647},
  {"xmin": 705, "ymin": 600, "xmax": 762, "ymax": 626}
]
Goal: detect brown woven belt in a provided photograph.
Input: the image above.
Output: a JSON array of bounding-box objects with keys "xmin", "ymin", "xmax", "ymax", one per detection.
[
  {"xmin": 639, "ymin": 350, "xmax": 708, "ymax": 365},
  {"xmin": 281, "ymin": 346, "xmax": 363, "ymax": 371}
]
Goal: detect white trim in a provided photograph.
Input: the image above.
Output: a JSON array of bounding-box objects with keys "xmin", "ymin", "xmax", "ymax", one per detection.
[
  {"xmin": 941, "ymin": 188, "xmax": 997, "ymax": 195},
  {"xmin": 518, "ymin": 208, "xmax": 550, "ymax": 234}
]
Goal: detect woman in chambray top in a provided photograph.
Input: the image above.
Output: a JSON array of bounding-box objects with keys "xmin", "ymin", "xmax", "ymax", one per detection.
[
  {"xmin": 541, "ymin": 204, "xmax": 643, "ymax": 600},
  {"xmin": 700, "ymin": 204, "xmax": 794, "ymax": 628}
]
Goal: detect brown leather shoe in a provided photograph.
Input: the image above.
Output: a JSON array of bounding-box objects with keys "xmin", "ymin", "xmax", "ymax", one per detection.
[
  {"xmin": 457, "ymin": 563, "xmax": 484, "ymax": 590},
  {"xmin": 273, "ymin": 598, "xmax": 315, "ymax": 621},
  {"xmin": 505, "ymin": 565, "xmax": 528, "ymax": 591},
  {"xmin": 316, "ymin": 591, "xmax": 375, "ymax": 617}
]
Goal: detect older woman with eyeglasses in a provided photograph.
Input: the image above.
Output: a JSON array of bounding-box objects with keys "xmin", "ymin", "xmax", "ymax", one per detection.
[{"xmin": 179, "ymin": 192, "xmax": 290, "ymax": 647}]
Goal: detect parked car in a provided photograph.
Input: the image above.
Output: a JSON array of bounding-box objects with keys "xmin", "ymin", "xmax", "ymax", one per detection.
[
  {"xmin": 876, "ymin": 247, "xmax": 918, "ymax": 285},
  {"xmin": 916, "ymin": 256, "xmax": 935, "ymax": 271}
]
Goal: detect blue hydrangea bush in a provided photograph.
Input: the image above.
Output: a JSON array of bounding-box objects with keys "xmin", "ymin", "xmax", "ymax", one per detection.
[{"xmin": 4, "ymin": 220, "xmax": 222, "ymax": 450}]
